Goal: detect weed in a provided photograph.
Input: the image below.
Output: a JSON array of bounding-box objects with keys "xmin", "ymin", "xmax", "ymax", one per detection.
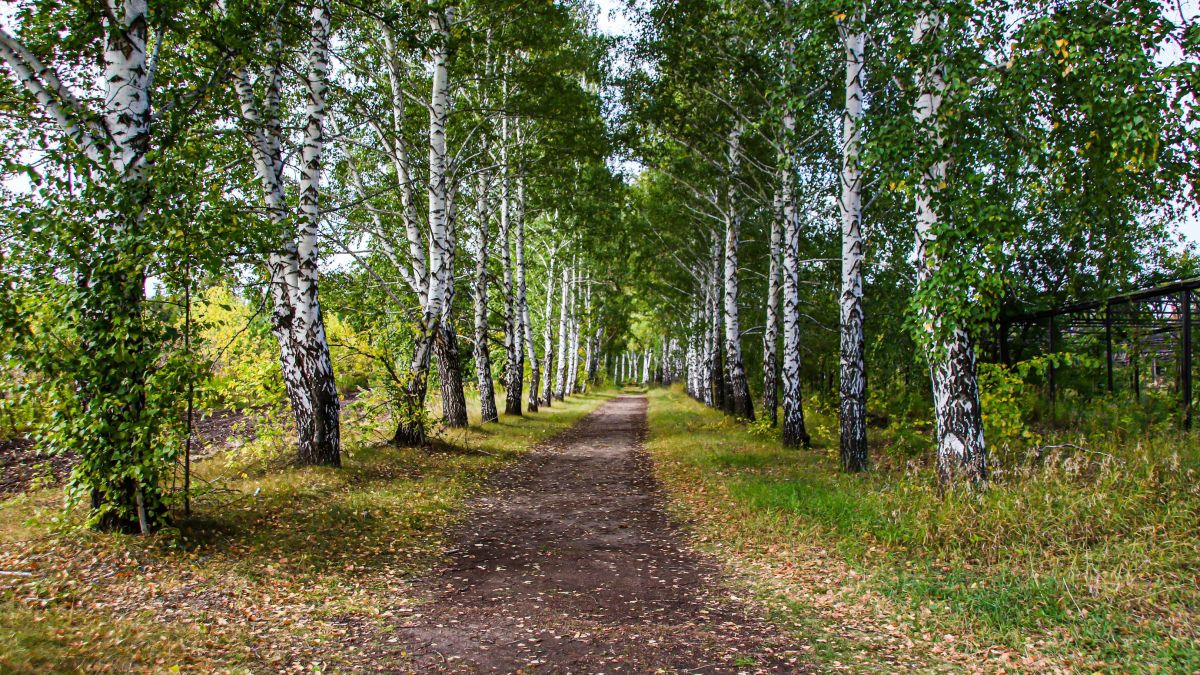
[{"xmin": 644, "ymin": 386, "xmax": 1200, "ymax": 671}]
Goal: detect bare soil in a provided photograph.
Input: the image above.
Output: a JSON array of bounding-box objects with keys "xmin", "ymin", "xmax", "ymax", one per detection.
[
  {"xmin": 0, "ymin": 436, "xmax": 73, "ymax": 497},
  {"xmin": 390, "ymin": 395, "xmax": 809, "ymax": 673},
  {"xmin": 0, "ymin": 409, "xmax": 255, "ymax": 497}
]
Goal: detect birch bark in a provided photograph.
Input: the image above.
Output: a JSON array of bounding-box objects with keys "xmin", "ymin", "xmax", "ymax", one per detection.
[
  {"xmin": 295, "ymin": 0, "xmax": 341, "ymax": 466},
  {"xmin": 567, "ymin": 267, "xmax": 582, "ymax": 394},
  {"xmin": 553, "ymin": 262, "xmax": 571, "ymax": 399},
  {"xmin": 723, "ymin": 125, "xmax": 755, "ymax": 420},
  {"xmin": 516, "ymin": 176, "xmax": 539, "ymax": 412},
  {"xmin": 763, "ymin": 186, "xmax": 783, "ymax": 426},
  {"xmin": 540, "ymin": 254, "xmax": 557, "ymax": 406},
  {"xmin": 781, "ymin": 125, "xmax": 811, "ymax": 447},
  {"xmin": 838, "ymin": 17, "xmax": 868, "ymax": 471},
  {"xmin": 499, "ymin": 110, "xmax": 524, "ymax": 416},
  {"xmin": 235, "ymin": 4, "xmax": 340, "ymax": 466},
  {"xmin": 472, "ymin": 171, "xmax": 499, "ymax": 423},
  {"xmin": 437, "ymin": 194, "xmax": 468, "ymax": 428},
  {"xmin": 393, "ymin": 6, "xmax": 455, "ymax": 446},
  {"xmin": 911, "ymin": 11, "xmax": 987, "ymax": 487}
]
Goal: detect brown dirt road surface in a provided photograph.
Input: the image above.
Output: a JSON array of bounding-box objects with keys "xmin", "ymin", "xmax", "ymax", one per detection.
[{"xmin": 392, "ymin": 394, "xmax": 810, "ymax": 673}]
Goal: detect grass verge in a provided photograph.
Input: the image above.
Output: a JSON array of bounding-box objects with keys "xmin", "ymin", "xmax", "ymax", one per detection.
[
  {"xmin": 644, "ymin": 387, "xmax": 1200, "ymax": 672},
  {"xmin": 0, "ymin": 390, "xmax": 611, "ymax": 672}
]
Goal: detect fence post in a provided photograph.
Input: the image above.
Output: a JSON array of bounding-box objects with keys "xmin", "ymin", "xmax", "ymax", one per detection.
[
  {"xmin": 1105, "ymin": 303, "xmax": 1114, "ymax": 394},
  {"xmin": 1183, "ymin": 289, "xmax": 1193, "ymax": 431},
  {"xmin": 1048, "ymin": 315, "xmax": 1056, "ymax": 417}
]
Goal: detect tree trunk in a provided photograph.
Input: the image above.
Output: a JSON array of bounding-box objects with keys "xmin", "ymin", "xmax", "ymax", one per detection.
[
  {"xmin": 540, "ymin": 255, "xmax": 557, "ymax": 406},
  {"xmin": 838, "ymin": 20, "xmax": 867, "ymax": 472},
  {"xmin": 395, "ymin": 6, "xmax": 455, "ymax": 446},
  {"xmin": 577, "ymin": 280, "xmax": 592, "ymax": 393},
  {"xmin": 781, "ymin": 122, "xmax": 811, "ymax": 447},
  {"xmin": 567, "ymin": 267, "xmax": 582, "ymax": 394},
  {"xmin": 437, "ymin": 201, "xmax": 468, "ymax": 429},
  {"xmin": 554, "ymin": 263, "xmax": 571, "ymax": 400},
  {"xmin": 472, "ymin": 172, "xmax": 499, "ymax": 423},
  {"xmin": 705, "ymin": 266, "xmax": 722, "ymax": 409},
  {"xmin": 912, "ymin": 11, "xmax": 987, "ymax": 487},
  {"xmin": 437, "ymin": 321, "xmax": 469, "ymax": 428},
  {"xmin": 763, "ymin": 188, "xmax": 782, "ymax": 427},
  {"xmin": 516, "ymin": 178, "xmax": 539, "ymax": 412},
  {"xmin": 498, "ymin": 111, "xmax": 524, "ymax": 417},
  {"xmin": 295, "ymin": 0, "xmax": 340, "ymax": 466},
  {"xmin": 723, "ymin": 125, "xmax": 754, "ymax": 420},
  {"xmin": 393, "ymin": 334, "xmax": 433, "ymax": 446},
  {"xmin": 586, "ymin": 329, "xmax": 600, "ymax": 387}
]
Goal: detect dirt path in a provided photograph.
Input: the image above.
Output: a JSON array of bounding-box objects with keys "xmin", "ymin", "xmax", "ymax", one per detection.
[{"xmin": 393, "ymin": 395, "xmax": 808, "ymax": 673}]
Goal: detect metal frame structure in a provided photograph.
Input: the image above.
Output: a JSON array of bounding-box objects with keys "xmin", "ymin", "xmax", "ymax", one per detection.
[{"xmin": 998, "ymin": 277, "xmax": 1198, "ymax": 429}]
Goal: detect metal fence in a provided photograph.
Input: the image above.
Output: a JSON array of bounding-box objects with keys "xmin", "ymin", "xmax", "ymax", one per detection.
[{"xmin": 997, "ymin": 277, "xmax": 1197, "ymax": 429}]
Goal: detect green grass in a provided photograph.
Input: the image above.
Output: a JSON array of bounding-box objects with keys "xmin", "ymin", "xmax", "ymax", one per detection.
[
  {"xmin": 644, "ymin": 387, "xmax": 1200, "ymax": 672},
  {"xmin": 0, "ymin": 389, "xmax": 611, "ymax": 672}
]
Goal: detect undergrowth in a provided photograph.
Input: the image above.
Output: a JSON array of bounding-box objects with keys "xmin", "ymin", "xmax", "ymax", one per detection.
[
  {"xmin": 0, "ymin": 390, "xmax": 611, "ymax": 672},
  {"xmin": 645, "ymin": 386, "xmax": 1200, "ymax": 672}
]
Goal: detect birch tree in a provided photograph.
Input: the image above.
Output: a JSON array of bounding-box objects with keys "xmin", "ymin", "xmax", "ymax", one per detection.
[
  {"xmin": 909, "ymin": 9, "xmax": 987, "ymax": 486},
  {"xmin": 722, "ymin": 125, "xmax": 755, "ymax": 420},
  {"xmin": 0, "ymin": 0, "xmax": 254, "ymax": 530},
  {"xmin": 762, "ymin": 188, "xmax": 783, "ymax": 426},
  {"xmin": 473, "ymin": 171, "xmax": 500, "ymax": 423},
  {"xmin": 391, "ymin": 5, "xmax": 456, "ymax": 446},
  {"xmin": 554, "ymin": 261, "xmax": 572, "ymax": 399},
  {"xmin": 236, "ymin": 0, "xmax": 341, "ymax": 467},
  {"xmin": 837, "ymin": 12, "xmax": 867, "ymax": 471}
]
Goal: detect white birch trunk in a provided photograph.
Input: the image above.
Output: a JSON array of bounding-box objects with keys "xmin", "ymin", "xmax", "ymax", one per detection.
[
  {"xmin": 437, "ymin": 191, "xmax": 468, "ymax": 428},
  {"xmin": 234, "ymin": 8, "xmax": 339, "ymax": 465},
  {"xmin": 540, "ymin": 263, "xmax": 557, "ymax": 405},
  {"xmin": 499, "ymin": 112, "xmax": 523, "ymax": 416},
  {"xmin": 472, "ymin": 171, "xmax": 499, "ymax": 423},
  {"xmin": 763, "ymin": 186, "xmax": 782, "ymax": 426},
  {"xmin": 516, "ymin": 176, "xmax": 539, "ymax": 412},
  {"xmin": 580, "ymin": 283, "xmax": 594, "ymax": 391},
  {"xmin": 911, "ymin": 11, "xmax": 988, "ymax": 487},
  {"xmin": 553, "ymin": 262, "xmax": 572, "ymax": 399},
  {"xmin": 540, "ymin": 254, "xmax": 557, "ymax": 406},
  {"xmin": 838, "ymin": 20, "xmax": 868, "ymax": 471},
  {"xmin": 781, "ymin": 128, "xmax": 811, "ymax": 447},
  {"xmin": 587, "ymin": 328, "xmax": 601, "ymax": 386},
  {"xmin": 295, "ymin": 0, "xmax": 340, "ymax": 465},
  {"xmin": 723, "ymin": 125, "xmax": 754, "ymax": 420},
  {"xmin": 394, "ymin": 6, "xmax": 455, "ymax": 446},
  {"xmin": 381, "ymin": 25, "xmax": 426, "ymax": 302},
  {"xmin": 567, "ymin": 267, "xmax": 582, "ymax": 394}
]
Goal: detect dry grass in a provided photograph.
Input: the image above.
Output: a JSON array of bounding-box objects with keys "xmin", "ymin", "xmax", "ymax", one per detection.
[
  {"xmin": 645, "ymin": 387, "xmax": 1200, "ymax": 673},
  {"xmin": 0, "ymin": 390, "xmax": 612, "ymax": 673}
]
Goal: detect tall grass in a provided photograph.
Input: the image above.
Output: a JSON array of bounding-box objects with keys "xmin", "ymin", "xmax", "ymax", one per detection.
[{"xmin": 645, "ymin": 387, "xmax": 1200, "ymax": 671}]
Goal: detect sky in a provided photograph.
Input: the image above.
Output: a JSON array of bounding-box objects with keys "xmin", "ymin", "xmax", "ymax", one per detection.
[{"xmin": 595, "ymin": 0, "xmax": 635, "ymax": 36}]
